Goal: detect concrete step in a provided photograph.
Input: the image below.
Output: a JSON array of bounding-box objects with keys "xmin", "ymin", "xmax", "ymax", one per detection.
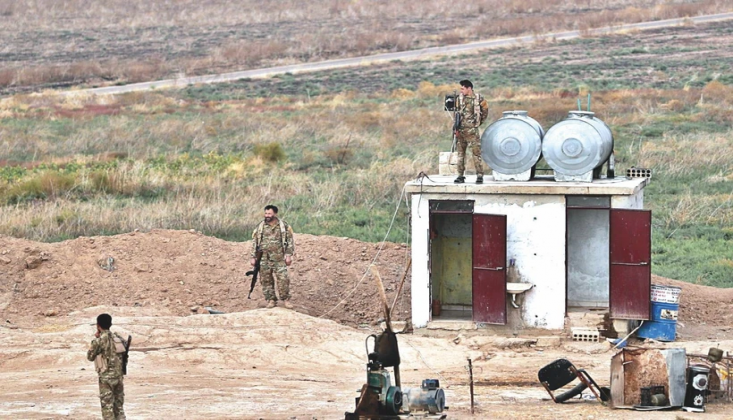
[{"xmin": 566, "ymin": 309, "xmax": 607, "ymax": 330}]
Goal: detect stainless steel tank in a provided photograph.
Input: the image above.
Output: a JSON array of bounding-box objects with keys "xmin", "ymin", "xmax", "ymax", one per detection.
[
  {"xmin": 481, "ymin": 110, "xmax": 544, "ymax": 181},
  {"xmin": 542, "ymin": 111, "xmax": 613, "ymax": 182}
]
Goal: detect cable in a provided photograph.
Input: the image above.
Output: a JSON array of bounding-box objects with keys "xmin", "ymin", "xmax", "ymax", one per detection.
[
  {"xmin": 414, "ymin": 171, "xmax": 435, "ymax": 219},
  {"xmin": 609, "ymin": 320, "xmax": 645, "ymax": 351},
  {"xmin": 318, "ymin": 184, "xmax": 407, "ymax": 319}
]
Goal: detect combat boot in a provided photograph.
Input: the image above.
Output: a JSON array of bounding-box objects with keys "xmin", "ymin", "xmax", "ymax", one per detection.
[
  {"xmin": 283, "ymin": 300, "xmax": 294, "ymax": 309},
  {"xmin": 454, "ymin": 176, "xmax": 465, "ymax": 184},
  {"xmin": 266, "ymin": 300, "xmax": 276, "ymax": 309},
  {"xmin": 476, "ymin": 175, "xmax": 483, "ymax": 184}
]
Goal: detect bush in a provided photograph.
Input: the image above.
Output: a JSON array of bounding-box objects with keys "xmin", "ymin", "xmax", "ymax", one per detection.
[
  {"xmin": 1, "ymin": 171, "xmax": 76, "ymax": 204},
  {"xmin": 253, "ymin": 142, "xmax": 286, "ymax": 163}
]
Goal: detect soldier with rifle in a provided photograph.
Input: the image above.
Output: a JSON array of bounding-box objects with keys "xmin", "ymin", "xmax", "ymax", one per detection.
[
  {"xmin": 250, "ymin": 204, "xmax": 295, "ymax": 309},
  {"xmin": 452, "ymin": 79, "xmax": 489, "ymax": 184},
  {"xmin": 87, "ymin": 313, "xmax": 131, "ymax": 420}
]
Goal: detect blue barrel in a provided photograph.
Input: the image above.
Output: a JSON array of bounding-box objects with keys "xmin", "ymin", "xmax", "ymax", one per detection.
[{"xmin": 636, "ymin": 301, "xmax": 679, "ymax": 341}]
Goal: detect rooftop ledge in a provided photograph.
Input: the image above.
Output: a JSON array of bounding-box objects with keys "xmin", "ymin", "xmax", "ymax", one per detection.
[{"xmin": 404, "ymin": 175, "xmax": 649, "ymax": 196}]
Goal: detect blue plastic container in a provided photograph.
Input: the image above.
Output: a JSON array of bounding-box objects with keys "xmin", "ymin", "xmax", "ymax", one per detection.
[{"xmin": 636, "ymin": 301, "xmax": 679, "ymax": 342}]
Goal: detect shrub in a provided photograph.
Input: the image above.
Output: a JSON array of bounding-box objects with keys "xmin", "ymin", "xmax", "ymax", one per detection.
[
  {"xmin": 253, "ymin": 142, "xmax": 286, "ymax": 163},
  {"xmin": 323, "ymin": 146, "xmax": 353, "ymax": 165}
]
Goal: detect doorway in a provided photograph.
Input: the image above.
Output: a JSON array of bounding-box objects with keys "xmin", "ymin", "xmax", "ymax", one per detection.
[
  {"xmin": 566, "ymin": 196, "xmax": 610, "ymax": 309},
  {"xmin": 429, "ymin": 200, "xmax": 507, "ymax": 324},
  {"xmin": 430, "ymin": 210, "xmax": 473, "ymax": 320}
]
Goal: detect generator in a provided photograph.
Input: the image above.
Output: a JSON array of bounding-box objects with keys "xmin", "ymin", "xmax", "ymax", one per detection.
[{"xmin": 345, "ymin": 331, "xmax": 447, "ymax": 419}]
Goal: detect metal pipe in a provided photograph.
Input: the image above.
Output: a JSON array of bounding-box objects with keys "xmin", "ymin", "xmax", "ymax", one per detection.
[
  {"xmin": 577, "ymin": 98, "xmax": 582, "ymax": 111},
  {"xmin": 587, "ymin": 93, "xmax": 591, "ymax": 112},
  {"xmin": 612, "ymin": 321, "xmax": 645, "ymax": 350},
  {"xmin": 468, "ymin": 358, "xmax": 475, "ymax": 414}
]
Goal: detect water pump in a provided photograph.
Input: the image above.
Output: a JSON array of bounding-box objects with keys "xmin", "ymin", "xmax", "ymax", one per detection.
[{"xmin": 345, "ymin": 332, "xmax": 446, "ymax": 419}]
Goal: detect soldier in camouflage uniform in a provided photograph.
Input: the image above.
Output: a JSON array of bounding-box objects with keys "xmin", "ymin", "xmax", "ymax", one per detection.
[
  {"xmin": 86, "ymin": 313, "xmax": 126, "ymax": 420},
  {"xmin": 251, "ymin": 204, "xmax": 295, "ymax": 309},
  {"xmin": 454, "ymin": 79, "xmax": 489, "ymax": 184}
]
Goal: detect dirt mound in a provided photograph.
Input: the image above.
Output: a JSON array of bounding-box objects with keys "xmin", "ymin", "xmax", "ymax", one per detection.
[
  {"xmin": 1, "ymin": 230, "xmax": 730, "ymax": 341},
  {"xmin": 651, "ymin": 275, "xmax": 733, "ymax": 340},
  {"xmin": 0, "ymin": 230, "xmax": 411, "ymax": 329}
]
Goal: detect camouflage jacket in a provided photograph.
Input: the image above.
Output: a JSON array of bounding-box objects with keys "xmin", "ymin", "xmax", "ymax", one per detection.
[
  {"xmin": 87, "ymin": 330, "xmax": 124, "ymax": 380},
  {"xmin": 457, "ymin": 93, "xmax": 489, "ymax": 132},
  {"xmin": 251, "ymin": 218, "xmax": 295, "ymax": 260}
]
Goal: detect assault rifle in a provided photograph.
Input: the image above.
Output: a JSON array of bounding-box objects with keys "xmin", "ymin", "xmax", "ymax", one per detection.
[
  {"xmin": 246, "ymin": 248, "xmax": 264, "ymax": 299},
  {"xmin": 122, "ymin": 335, "xmax": 131, "ymax": 375}
]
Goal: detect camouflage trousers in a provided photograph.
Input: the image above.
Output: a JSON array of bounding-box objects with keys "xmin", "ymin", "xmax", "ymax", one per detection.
[
  {"xmin": 456, "ymin": 129, "xmax": 484, "ymax": 176},
  {"xmin": 98, "ymin": 376, "xmax": 125, "ymax": 420},
  {"xmin": 260, "ymin": 260, "xmax": 290, "ymax": 301}
]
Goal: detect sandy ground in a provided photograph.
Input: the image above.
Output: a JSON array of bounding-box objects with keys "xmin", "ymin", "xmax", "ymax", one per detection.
[{"xmin": 1, "ymin": 231, "xmax": 732, "ymax": 419}]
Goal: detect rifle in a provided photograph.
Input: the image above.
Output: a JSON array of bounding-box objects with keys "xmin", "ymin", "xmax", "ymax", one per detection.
[
  {"xmin": 122, "ymin": 335, "xmax": 131, "ymax": 375},
  {"xmin": 246, "ymin": 248, "xmax": 263, "ymax": 299},
  {"xmin": 452, "ymin": 110, "xmax": 461, "ymax": 152}
]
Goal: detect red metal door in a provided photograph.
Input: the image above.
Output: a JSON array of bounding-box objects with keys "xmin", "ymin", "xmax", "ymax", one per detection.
[
  {"xmin": 472, "ymin": 214, "xmax": 507, "ymax": 324},
  {"xmin": 610, "ymin": 209, "xmax": 652, "ymax": 320}
]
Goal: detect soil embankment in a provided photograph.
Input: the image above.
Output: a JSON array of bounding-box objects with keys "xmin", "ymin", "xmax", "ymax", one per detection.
[{"xmin": 1, "ymin": 231, "xmax": 732, "ymax": 419}]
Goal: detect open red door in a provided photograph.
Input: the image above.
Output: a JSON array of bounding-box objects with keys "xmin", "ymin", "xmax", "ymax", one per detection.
[
  {"xmin": 472, "ymin": 214, "xmax": 507, "ymax": 324},
  {"xmin": 610, "ymin": 209, "xmax": 651, "ymax": 320}
]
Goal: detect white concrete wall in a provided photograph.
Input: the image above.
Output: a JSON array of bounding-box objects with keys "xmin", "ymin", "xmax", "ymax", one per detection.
[
  {"xmin": 411, "ymin": 195, "xmax": 432, "ymax": 328},
  {"xmin": 410, "ymin": 193, "xmax": 567, "ymax": 329},
  {"xmin": 473, "ymin": 195, "xmax": 566, "ymax": 329},
  {"xmin": 612, "ymin": 189, "xmax": 644, "ymax": 209}
]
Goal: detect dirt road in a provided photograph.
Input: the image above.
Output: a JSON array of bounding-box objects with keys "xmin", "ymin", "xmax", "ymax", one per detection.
[{"xmin": 61, "ymin": 12, "xmax": 733, "ymax": 96}]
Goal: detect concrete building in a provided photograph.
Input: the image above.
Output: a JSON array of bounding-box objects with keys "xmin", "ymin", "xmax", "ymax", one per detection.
[{"xmin": 404, "ymin": 174, "xmax": 651, "ymax": 333}]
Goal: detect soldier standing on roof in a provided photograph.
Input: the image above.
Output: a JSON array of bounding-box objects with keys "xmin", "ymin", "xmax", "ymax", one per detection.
[
  {"xmin": 251, "ymin": 204, "xmax": 295, "ymax": 309},
  {"xmin": 454, "ymin": 79, "xmax": 489, "ymax": 184}
]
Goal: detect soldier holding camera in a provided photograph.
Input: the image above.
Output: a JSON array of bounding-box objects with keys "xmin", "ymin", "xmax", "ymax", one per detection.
[{"xmin": 450, "ymin": 80, "xmax": 489, "ymax": 184}]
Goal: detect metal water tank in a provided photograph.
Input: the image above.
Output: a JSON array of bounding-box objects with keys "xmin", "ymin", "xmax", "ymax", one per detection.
[
  {"xmin": 542, "ymin": 111, "xmax": 613, "ymax": 182},
  {"xmin": 481, "ymin": 110, "xmax": 544, "ymax": 181}
]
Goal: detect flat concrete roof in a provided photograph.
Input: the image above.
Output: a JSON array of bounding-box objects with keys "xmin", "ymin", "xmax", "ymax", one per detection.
[{"xmin": 404, "ymin": 175, "xmax": 648, "ymax": 195}]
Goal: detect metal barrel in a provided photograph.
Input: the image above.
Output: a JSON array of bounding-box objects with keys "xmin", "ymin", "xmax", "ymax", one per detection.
[
  {"xmin": 636, "ymin": 301, "xmax": 679, "ymax": 342},
  {"xmin": 542, "ymin": 111, "xmax": 613, "ymax": 176},
  {"xmin": 481, "ymin": 110, "xmax": 544, "ymax": 175}
]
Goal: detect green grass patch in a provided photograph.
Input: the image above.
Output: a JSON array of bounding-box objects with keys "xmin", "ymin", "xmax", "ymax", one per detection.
[{"xmin": 652, "ymin": 231, "xmax": 733, "ymax": 288}]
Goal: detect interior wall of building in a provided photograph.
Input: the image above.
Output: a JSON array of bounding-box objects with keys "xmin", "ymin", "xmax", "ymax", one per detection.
[
  {"xmin": 431, "ymin": 214, "xmax": 472, "ymax": 307},
  {"xmin": 567, "ymin": 209, "xmax": 610, "ymax": 307}
]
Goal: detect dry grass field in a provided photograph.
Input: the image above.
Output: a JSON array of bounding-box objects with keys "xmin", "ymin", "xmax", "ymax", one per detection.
[
  {"xmin": 0, "ymin": 0, "xmax": 727, "ymax": 92},
  {"xmin": 1, "ymin": 11, "xmax": 732, "ymax": 286}
]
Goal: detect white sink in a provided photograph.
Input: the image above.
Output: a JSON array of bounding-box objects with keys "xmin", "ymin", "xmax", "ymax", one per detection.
[
  {"xmin": 507, "ymin": 282, "xmax": 534, "ymax": 294},
  {"xmin": 506, "ymin": 282, "xmax": 534, "ymax": 308}
]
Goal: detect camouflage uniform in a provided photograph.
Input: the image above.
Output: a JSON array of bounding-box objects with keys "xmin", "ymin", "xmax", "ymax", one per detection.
[
  {"xmin": 456, "ymin": 93, "xmax": 489, "ymax": 176},
  {"xmin": 252, "ymin": 218, "xmax": 295, "ymax": 302},
  {"xmin": 87, "ymin": 330, "xmax": 126, "ymax": 420}
]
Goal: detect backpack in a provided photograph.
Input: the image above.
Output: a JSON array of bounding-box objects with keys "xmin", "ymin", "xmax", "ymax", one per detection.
[
  {"xmin": 475, "ymin": 92, "xmax": 489, "ymax": 126},
  {"xmin": 93, "ymin": 333, "xmax": 128, "ymax": 374}
]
